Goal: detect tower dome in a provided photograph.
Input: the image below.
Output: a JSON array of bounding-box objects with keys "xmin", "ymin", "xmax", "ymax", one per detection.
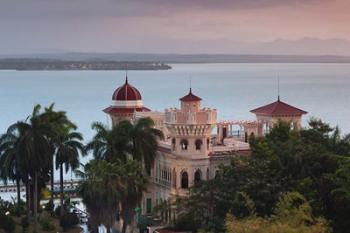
[
  {"xmin": 180, "ymin": 88, "xmax": 202, "ymax": 102},
  {"xmin": 112, "ymin": 77, "xmax": 142, "ymax": 101},
  {"xmin": 103, "ymin": 75, "xmax": 150, "ymax": 125}
]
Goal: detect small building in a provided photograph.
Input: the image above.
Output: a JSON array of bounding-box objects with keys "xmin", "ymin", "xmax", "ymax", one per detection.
[{"xmin": 250, "ymin": 97, "xmax": 307, "ymax": 135}]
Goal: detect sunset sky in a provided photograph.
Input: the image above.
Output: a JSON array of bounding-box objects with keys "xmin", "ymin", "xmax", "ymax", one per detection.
[{"xmin": 1, "ymin": 0, "xmax": 350, "ymax": 54}]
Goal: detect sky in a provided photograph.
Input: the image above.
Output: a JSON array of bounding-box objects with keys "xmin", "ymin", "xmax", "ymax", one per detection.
[{"xmin": 1, "ymin": 0, "xmax": 350, "ymax": 54}]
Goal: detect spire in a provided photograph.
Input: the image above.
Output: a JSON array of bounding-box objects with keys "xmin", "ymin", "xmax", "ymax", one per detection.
[
  {"xmin": 125, "ymin": 69, "xmax": 128, "ymax": 84},
  {"xmin": 277, "ymin": 75, "xmax": 280, "ymax": 102},
  {"xmin": 189, "ymin": 75, "xmax": 192, "ymax": 94},
  {"xmin": 125, "ymin": 64, "xmax": 129, "ymax": 84}
]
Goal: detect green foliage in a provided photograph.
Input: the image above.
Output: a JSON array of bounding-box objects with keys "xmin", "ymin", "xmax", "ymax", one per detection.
[
  {"xmin": 230, "ymin": 192, "xmax": 256, "ymax": 219},
  {"xmin": 83, "ymin": 118, "xmax": 162, "ymax": 233},
  {"xmin": 0, "ymin": 212, "xmax": 15, "ymax": 233},
  {"xmin": 44, "ymin": 200, "xmax": 54, "ymax": 213},
  {"xmin": 225, "ymin": 192, "xmax": 330, "ymax": 233},
  {"xmin": 40, "ymin": 216, "xmax": 55, "ymax": 231},
  {"xmin": 77, "ymin": 158, "xmax": 148, "ymax": 232},
  {"xmin": 174, "ymin": 214, "xmax": 201, "ymax": 232},
  {"xmin": 20, "ymin": 216, "xmax": 29, "ymax": 232},
  {"xmin": 60, "ymin": 213, "xmax": 79, "ymax": 231},
  {"xmin": 178, "ymin": 120, "xmax": 350, "ymax": 233}
]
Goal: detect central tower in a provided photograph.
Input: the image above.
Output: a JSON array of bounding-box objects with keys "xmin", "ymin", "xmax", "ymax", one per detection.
[{"xmin": 164, "ymin": 88, "xmax": 217, "ymax": 159}]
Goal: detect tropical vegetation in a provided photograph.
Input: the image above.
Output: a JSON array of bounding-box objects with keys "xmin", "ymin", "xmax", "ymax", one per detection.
[
  {"xmin": 80, "ymin": 118, "xmax": 163, "ymax": 233},
  {"xmin": 1, "ymin": 104, "xmax": 350, "ymax": 233},
  {"xmin": 0, "ymin": 104, "xmax": 83, "ymax": 233},
  {"xmin": 168, "ymin": 119, "xmax": 350, "ymax": 233}
]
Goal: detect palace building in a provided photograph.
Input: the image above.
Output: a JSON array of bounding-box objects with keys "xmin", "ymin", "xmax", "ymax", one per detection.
[{"xmin": 104, "ymin": 76, "xmax": 307, "ymax": 216}]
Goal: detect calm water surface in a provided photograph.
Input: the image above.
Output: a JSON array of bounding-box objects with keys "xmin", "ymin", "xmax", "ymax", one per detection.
[{"xmin": 0, "ymin": 63, "xmax": 350, "ymax": 164}]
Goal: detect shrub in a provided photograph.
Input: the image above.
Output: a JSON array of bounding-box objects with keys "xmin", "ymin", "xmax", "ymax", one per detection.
[
  {"xmin": 54, "ymin": 205, "xmax": 61, "ymax": 217},
  {"xmin": 40, "ymin": 216, "xmax": 55, "ymax": 231},
  {"xmin": 60, "ymin": 213, "xmax": 79, "ymax": 231},
  {"xmin": 174, "ymin": 214, "xmax": 200, "ymax": 231},
  {"xmin": 21, "ymin": 216, "xmax": 29, "ymax": 230},
  {"xmin": 44, "ymin": 200, "xmax": 54, "ymax": 213},
  {"xmin": 0, "ymin": 213, "xmax": 15, "ymax": 233}
]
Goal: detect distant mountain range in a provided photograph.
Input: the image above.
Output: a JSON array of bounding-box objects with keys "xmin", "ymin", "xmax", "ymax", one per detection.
[
  {"xmin": 2, "ymin": 38, "xmax": 350, "ymax": 63},
  {"xmin": 2, "ymin": 54, "xmax": 350, "ymax": 64},
  {"xmin": 246, "ymin": 38, "xmax": 350, "ymax": 56}
]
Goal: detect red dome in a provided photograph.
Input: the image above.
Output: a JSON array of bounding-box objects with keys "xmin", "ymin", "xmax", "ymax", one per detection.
[{"xmin": 112, "ymin": 77, "xmax": 142, "ymax": 101}]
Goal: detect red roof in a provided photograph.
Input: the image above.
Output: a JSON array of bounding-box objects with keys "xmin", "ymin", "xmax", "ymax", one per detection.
[
  {"xmin": 250, "ymin": 98, "xmax": 307, "ymax": 116},
  {"xmin": 180, "ymin": 88, "xmax": 202, "ymax": 102},
  {"xmin": 112, "ymin": 77, "xmax": 142, "ymax": 101},
  {"xmin": 103, "ymin": 106, "xmax": 150, "ymax": 114}
]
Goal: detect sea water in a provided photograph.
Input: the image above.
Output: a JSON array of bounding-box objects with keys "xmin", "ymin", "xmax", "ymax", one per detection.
[{"xmin": 0, "ymin": 63, "xmax": 349, "ymax": 173}]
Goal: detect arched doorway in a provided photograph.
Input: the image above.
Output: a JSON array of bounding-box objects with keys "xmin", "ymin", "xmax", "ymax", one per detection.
[
  {"xmin": 180, "ymin": 139, "xmax": 188, "ymax": 150},
  {"xmin": 172, "ymin": 138, "xmax": 176, "ymax": 151},
  {"xmin": 194, "ymin": 170, "xmax": 201, "ymax": 185},
  {"xmin": 195, "ymin": 139, "xmax": 203, "ymax": 151},
  {"xmin": 222, "ymin": 127, "xmax": 227, "ymax": 139},
  {"xmin": 172, "ymin": 168, "xmax": 176, "ymax": 188},
  {"xmin": 181, "ymin": 171, "xmax": 189, "ymax": 189}
]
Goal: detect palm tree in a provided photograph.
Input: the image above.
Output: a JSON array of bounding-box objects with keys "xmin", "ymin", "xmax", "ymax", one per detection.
[
  {"xmin": 85, "ymin": 122, "xmax": 131, "ymax": 162},
  {"xmin": 119, "ymin": 160, "xmax": 148, "ymax": 233},
  {"xmin": 14, "ymin": 105, "xmax": 54, "ymax": 232},
  {"xmin": 39, "ymin": 104, "xmax": 76, "ymax": 207},
  {"xmin": 55, "ymin": 126, "xmax": 84, "ymax": 216},
  {"xmin": 0, "ymin": 125, "xmax": 24, "ymax": 216},
  {"xmin": 86, "ymin": 118, "xmax": 162, "ymax": 232},
  {"xmin": 129, "ymin": 118, "xmax": 164, "ymax": 173},
  {"xmin": 77, "ymin": 160, "xmax": 125, "ymax": 233}
]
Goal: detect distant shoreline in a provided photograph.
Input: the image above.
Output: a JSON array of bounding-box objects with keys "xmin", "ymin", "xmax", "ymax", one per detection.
[
  {"xmin": 0, "ymin": 59, "xmax": 172, "ymax": 71},
  {"xmin": 1, "ymin": 54, "xmax": 350, "ymax": 71}
]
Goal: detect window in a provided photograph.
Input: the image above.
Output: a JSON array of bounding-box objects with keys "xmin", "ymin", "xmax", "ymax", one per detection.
[
  {"xmin": 181, "ymin": 171, "xmax": 189, "ymax": 189},
  {"xmin": 215, "ymin": 170, "xmax": 220, "ymax": 179},
  {"xmin": 146, "ymin": 198, "xmax": 152, "ymax": 214},
  {"xmin": 173, "ymin": 168, "xmax": 177, "ymax": 188},
  {"xmin": 195, "ymin": 139, "xmax": 203, "ymax": 151},
  {"xmin": 180, "ymin": 139, "xmax": 188, "ymax": 150},
  {"xmin": 194, "ymin": 170, "xmax": 201, "ymax": 185},
  {"xmin": 207, "ymin": 138, "xmax": 210, "ymax": 150},
  {"xmin": 172, "ymin": 138, "xmax": 176, "ymax": 151}
]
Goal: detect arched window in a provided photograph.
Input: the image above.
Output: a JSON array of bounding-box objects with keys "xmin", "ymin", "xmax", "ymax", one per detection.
[
  {"xmin": 173, "ymin": 168, "xmax": 176, "ymax": 188},
  {"xmin": 207, "ymin": 138, "xmax": 210, "ymax": 150},
  {"xmin": 180, "ymin": 139, "xmax": 188, "ymax": 151},
  {"xmin": 194, "ymin": 170, "xmax": 201, "ymax": 185},
  {"xmin": 181, "ymin": 171, "xmax": 189, "ymax": 189},
  {"xmin": 290, "ymin": 122, "xmax": 295, "ymax": 130},
  {"xmin": 215, "ymin": 170, "xmax": 220, "ymax": 179},
  {"xmin": 195, "ymin": 139, "xmax": 203, "ymax": 151},
  {"xmin": 172, "ymin": 138, "xmax": 176, "ymax": 151}
]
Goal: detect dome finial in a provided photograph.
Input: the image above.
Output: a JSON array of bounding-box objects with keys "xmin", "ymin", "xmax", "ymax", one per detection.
[
  {"xmin": 125, "ymin": 64, "xmax": 129, "ymax": 84},
  {"xmin": 277, "ymin": 75, "xmax": 280, "ymax": 102}
]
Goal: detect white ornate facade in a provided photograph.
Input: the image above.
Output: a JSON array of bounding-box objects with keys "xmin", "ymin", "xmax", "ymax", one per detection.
[
  {"xmin": 137, "ymin": 88, "xmax": 251, "ymax": 215},
  {"xmin": 105, "ymin": 77, "xmax": 307, "ymax": 216}
]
